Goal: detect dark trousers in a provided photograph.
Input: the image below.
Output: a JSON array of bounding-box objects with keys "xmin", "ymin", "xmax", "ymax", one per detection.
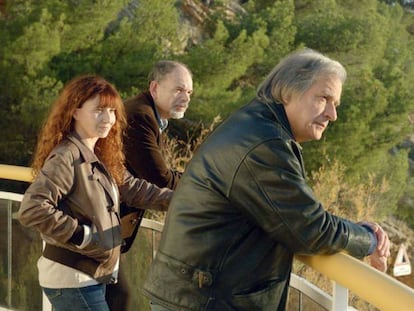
[{"xmin": 106, "ymin": 264, "xmax": 130, "ymax": 311}]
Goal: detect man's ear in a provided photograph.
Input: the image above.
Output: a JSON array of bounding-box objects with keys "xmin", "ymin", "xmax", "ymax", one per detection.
[
  {"xmin": 282, "ymin": 93, "xmax": 291, "ymax": 105},
  {"xmin": 149, "ymin": 81, "xmax": 158, "ymax": 99}
]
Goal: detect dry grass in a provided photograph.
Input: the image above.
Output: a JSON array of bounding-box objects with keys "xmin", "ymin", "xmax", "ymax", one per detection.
[
  {"xmin": 311, "ymin": 160, "xmax": 388, "ymax": 222},
  {"xmin": 293, "ymin": 160, "xmax": 390, "ymax": 310},
  {"xmin": 162, "ymin": 115, "xmax": 222, "ymax": 172},
  {"xmin": 145, "ymin": 116, "xmax": 221, "ymax": 221}
]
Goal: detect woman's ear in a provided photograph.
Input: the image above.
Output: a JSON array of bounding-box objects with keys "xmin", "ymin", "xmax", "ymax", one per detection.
[{"xmin": 73, "ymin": 108, "xmax": 80, "ymax": 120}]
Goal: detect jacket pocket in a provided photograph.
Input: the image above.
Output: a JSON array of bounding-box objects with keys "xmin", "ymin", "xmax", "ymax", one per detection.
[
  {"xmin": 143, "ymin": 251, "xmax": 212, "ymax": 310},
  {"xmin": 231, "ymin": 278, "xmax": 286, "ymax": 311},
  {"xmin": 73, "ymin": 224, "xmax": 112, "ymax": 263}
]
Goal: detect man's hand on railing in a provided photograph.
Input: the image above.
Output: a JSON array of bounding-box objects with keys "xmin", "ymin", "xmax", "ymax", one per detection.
[
  {"xmin": 369, "ymin": 248, "xmax": 389, "ymax": 272},
  {"xmin": 362, "ymin": 221, "xmax": 391, "ymax": 272}
]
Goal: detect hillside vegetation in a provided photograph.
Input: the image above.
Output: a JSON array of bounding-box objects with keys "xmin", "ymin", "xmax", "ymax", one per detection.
[{"xmin": 1, "ymin": 0, "xmax": 414, "ymax": 308}]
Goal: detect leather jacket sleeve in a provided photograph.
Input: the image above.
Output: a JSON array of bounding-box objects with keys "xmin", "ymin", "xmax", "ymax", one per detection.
[{"xmin": 230, "ymin": 138, "xmax": 373, "ymax": 258}]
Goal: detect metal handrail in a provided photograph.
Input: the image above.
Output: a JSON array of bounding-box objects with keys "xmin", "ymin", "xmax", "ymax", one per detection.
[
  {"xmin": 0, "ymin": 164, "xmax": 33, "ymax": 182},
  {"xmin": 2, "ymin": 164, "xmax": 414, "ymax": 310},
  {"xmin": 297, "ymin": 253, "xmax": 414, "ymax": 311}
]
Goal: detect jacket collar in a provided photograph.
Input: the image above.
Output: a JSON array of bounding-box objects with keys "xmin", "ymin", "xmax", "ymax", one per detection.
[
  {"xmin": 264, "ymin": 100, "xmax": 304, "ymax": 155},
  {"xmin": 143, "ymin": 91, "xmax": 168, "ymax": 132},
  {"xmin": 67, "ymin": 132, "xmax": 118, "ymax": 206},
  {"xmin": 67, "ymin": 132, "xmax": 99, "ymax": 164},
  {"xmin": 264, "ymin": 100, "xmax": 306, "ymax": 176},
  {"xmin": 265, "ymin": 101, "xmax": 295, "ymax": 140}
]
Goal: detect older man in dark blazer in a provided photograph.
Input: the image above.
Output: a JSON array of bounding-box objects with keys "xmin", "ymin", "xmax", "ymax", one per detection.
[
  {"xmin": 124, "ymin": 60, "xmax": 193, "ymax": 189},
  {"xmin": 105, "ymin": 60, "xmax": 193, "ymax": 311}
]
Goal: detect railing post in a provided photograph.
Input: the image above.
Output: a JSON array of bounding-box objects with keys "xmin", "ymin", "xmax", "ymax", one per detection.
[
  {"xmin": 152, "ymin": 228, "xmax": 157, "ymax": 260},
  {"xmin": 42, "ymin": 241, "xmax": 53, "ymax": 311},
  {"xmin": 332, "ymin": 281, "xmax": 351, "ymax": 311},
  {"xmin": 42, "ymin": 292, "xmax": 52, "ymax": 311},
  {"xmin": 7, "ymin": 199, "xmax": 12, "ymax": 307}
]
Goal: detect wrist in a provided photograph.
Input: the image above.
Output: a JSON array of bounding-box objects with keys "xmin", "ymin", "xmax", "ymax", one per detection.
[
  {"xmin": 76, "ymin": 225, "xmax": 92, "ymax": 249},
  {"xmin": 361, "ymin": 224, "xmax": 378, "ymax": 255}
]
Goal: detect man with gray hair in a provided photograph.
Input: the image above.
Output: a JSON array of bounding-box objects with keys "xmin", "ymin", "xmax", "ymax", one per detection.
[{"xmin": 143, "ymin": 49, "xmax": 390, "ymax": 311}]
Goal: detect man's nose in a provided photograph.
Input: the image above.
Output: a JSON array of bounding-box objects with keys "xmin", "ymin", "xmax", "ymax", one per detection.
[
  {"xmin": 183, "ymin": 91, "xmax": 191, "ymax": 102},
  {"xmin": 326, "ymin": 102, "xmax": 337, "ymax": 121}
]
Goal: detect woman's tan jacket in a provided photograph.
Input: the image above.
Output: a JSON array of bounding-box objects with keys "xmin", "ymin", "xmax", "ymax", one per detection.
[{"xmin": 18, "ymin": 133, "xmax": 172, "ymax": 283}]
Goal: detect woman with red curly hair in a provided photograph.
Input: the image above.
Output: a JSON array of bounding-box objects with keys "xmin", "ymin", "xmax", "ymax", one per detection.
[{"xmin": 18, "ymin": 75, "xmax": 172, "ymax": 311}]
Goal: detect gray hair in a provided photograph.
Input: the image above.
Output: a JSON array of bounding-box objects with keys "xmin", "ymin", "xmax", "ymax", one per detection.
[
  {"xmin": 148, "ymin": 60, "xmax": 192, "ymax": 84},
  {"xmin": 257, "ymin": 48, "xmax": 346, "ymax": 104}
]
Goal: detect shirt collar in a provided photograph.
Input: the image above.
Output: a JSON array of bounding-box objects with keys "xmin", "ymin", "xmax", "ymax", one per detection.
[{"xmin": 151, "ymin": 98, "xmax": 169, "ymax": 132}]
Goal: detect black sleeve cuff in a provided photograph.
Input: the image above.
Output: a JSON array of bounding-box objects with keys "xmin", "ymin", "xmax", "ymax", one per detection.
[{"xmin": 69, "ymin": 225, "xmax": 84, "ymax": 245}]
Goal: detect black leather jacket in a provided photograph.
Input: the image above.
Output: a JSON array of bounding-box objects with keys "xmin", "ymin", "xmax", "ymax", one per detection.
[{"xmin": 143, "ymin": 99, "xmax": 374, "ymax": 310}]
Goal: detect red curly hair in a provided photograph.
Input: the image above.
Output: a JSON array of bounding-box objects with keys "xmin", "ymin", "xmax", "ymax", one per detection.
[{"xmin": 32, "ymin": 75, "xmax": 127, "ymax": 185}]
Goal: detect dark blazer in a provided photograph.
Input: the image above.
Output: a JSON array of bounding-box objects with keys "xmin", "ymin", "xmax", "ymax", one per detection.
[
  {"xmin": 124, "ymin": 91, "xmax": 181, "ymax": 189},
  {"xmin": 121, "ymin": 91, "xmax": 181, "ymax": 252}
]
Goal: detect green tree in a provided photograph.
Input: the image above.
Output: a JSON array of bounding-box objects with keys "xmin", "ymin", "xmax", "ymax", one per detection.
[
  {"xmin": 0, "ymin": 2, "xmax": 65, "ymax": 164},
  {"xmin": 181, "ymin": 19, "xmax": 268, "ymax": 120},
  {"xmin": 0, "ymin": 0, "xmax": 181, "ymax": 164},
  {"xmin": 51, "ymin": 0, "xmax": 182, "ymax": 91},
  {"xmin": 182, "ymin": 0, "xmax": 297, "ymax": 121},
  {"xmin": 295, "ymin": 1, "xmax": 414, "ymax": 190},
  {"xmin": 238, "ymin": 0, "xmax": 297, "ymax": 85}
]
